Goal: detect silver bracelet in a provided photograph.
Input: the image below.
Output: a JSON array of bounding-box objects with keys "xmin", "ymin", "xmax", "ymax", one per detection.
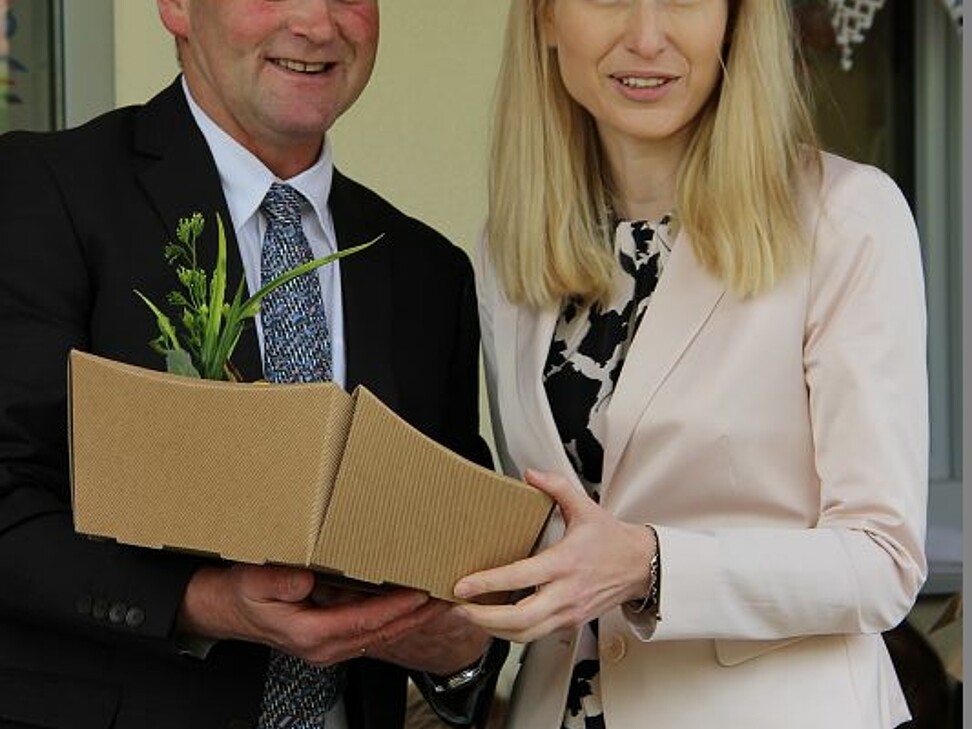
[{"xmin": 627, "ymin": 526, "xmax": 660, "ymax": 616}]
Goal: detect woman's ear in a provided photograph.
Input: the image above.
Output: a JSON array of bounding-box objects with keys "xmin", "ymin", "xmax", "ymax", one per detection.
[{"xmin": 539, "ymin": 0, "xmax": 559, "ymax": 50}]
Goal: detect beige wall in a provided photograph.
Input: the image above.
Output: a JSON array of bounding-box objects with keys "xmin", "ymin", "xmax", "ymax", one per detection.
[{"xmin": 112, "ymin": 1, "xmax": 508, "ymax": 254}]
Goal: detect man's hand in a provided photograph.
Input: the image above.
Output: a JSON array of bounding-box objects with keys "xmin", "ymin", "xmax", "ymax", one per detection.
[
  {"xmin": 178, "ymin": 564, "xmax": 434, "ymax": 666},
  {"xmin": 363, "ymin": 599, "xmax": 492, "ymax": 676}
]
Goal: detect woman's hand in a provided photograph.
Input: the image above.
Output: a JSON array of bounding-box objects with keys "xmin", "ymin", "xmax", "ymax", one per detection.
[{"xmin": 453, "ymin": 469, "xmax": 655, "ymax": 643}]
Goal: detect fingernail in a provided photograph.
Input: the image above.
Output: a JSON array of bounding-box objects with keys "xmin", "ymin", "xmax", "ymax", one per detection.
[
  {"xmin": 454, "ymin": 581, "xmax": 472, "ymax": 599},
  {"xmin": 288, "ymin": 573, "xmax": 303, "ymax": 594}
]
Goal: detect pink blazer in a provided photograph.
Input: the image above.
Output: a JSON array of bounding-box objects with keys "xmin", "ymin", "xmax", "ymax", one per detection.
[{"xmin": 476, "ymin": 154, "xmax": 928, "ymax": 729}]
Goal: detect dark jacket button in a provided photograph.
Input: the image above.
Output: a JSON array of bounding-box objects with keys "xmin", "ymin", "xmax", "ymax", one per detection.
[
  {"xmin": 125, "ymin": 606, "xmax": 146, "ymax": 628},
  {"xmin": 108, "ymin": 602, "xmax": 128, "ymax": 624},
  {"xmin": 76, "ymin": 594, "xmax": 93, "ymax": 615},
  {"xmin": 91, "ymin": 598, "xmax": 109, "ymax": 620},
  {"xmin": 227, "ymin": 719, "xmax": 253, "ymax": 729}
]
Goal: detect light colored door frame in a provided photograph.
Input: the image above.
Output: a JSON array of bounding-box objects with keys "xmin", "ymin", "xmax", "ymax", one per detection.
[{"xmin": 54, "ymin": 0, "xmax": 113, "ymax": 129}]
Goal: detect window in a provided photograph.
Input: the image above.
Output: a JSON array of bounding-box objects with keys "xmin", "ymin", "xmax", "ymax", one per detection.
[
  {"xmin": 1, "ymin": 0, "xmax": 57, "ymax": 131},
  {"xmin": 0, "ymin": 0, "xmax": 113, "ymax": 133}
]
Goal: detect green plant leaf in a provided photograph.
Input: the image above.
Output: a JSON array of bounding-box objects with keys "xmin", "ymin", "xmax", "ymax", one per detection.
[
  {"xmin": 239, "ymin": 236, "xmax": 382, "ymax": 320},
  {"xmin": 211, "ymin": 278, "xmax": 249, "ymax": 382},
  {"xmin": 135, "ymin": 289, "xmax": 184, "ymax": 354},
  {"xmin": 165, "ymin": 349, "xmax": 201, "ymax": 378},
  {"xmin": 200, "ymin": 213, "xmax": 229, "ymax": 379}
]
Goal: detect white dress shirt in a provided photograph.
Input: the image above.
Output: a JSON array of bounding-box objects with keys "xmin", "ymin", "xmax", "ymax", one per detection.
[{"xmin": 183, "ymin": 78, "xmax": 348, "ymax": 389}]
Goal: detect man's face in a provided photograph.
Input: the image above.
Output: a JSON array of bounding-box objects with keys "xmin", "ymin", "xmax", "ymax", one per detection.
[{"xmin": 159, "ymin": 0, "xmax": 379, "ymax": 176}]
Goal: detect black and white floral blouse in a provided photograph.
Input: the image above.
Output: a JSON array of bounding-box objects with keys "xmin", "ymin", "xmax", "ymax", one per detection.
[{"xmin": 543, "ymin": 216, "xmax": 674, "ymax": 729}]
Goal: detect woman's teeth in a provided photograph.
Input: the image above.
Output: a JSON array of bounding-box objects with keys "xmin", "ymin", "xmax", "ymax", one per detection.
[{"xmin": 619, "ymin": 76, "xmax": 667, "ymax": 89}]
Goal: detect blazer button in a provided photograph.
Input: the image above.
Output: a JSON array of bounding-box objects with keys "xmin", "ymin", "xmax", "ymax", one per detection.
[
  {"xmin": 227, "ymin": 718, "xmax": 253, "ymax": 729},
  {"xmin": 76, "ymin": 594, "xmax": 93, "ymax": 616},
  {"xmin": 108, "ymin": 602, "xmax": 128, "ymax": 624},
  {"xmin": 125, "ymin": 606, "xmax": 146, "ymax": 628},
  {"xmin": 603, "ymin": 635, "xmax": 627, "ymax": 664},
  {"xmin": 91, "ymin": 597, "xmax": 109, "ymax": 621}
]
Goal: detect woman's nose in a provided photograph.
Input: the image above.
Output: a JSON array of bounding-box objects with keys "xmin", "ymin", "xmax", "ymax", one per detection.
[{"xmin": 623, "ymin": 0, "xmax": 668, "ymax": 58}]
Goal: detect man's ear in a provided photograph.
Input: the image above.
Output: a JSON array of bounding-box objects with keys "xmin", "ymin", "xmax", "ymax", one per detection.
[{"xmin": 157, "ymin": 0, "xmax": 190, "ymax": 39}]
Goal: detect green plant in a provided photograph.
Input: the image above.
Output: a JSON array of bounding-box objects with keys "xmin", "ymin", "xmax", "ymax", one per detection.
[{"xmin": 136, "ymin": 211, "xmax": 378, "ymax": 381}]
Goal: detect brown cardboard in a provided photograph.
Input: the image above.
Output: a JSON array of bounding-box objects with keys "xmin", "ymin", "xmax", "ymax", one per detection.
[{"xmin": 68, "ymin": 350, "xmax": 551, "ymax": 601}]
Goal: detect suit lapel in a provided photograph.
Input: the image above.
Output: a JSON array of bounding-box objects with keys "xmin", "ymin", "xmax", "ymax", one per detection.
[
  {"xmin": 600, "ymin": 233, "xmax": 725, "ymax": 488},
  {"xmin": 132, "ymin": 80, "xmax": 263, "ymax": 381},
  {"xmin": 328, "ymin": 171, "xmax": 398, "ymax": 408}
]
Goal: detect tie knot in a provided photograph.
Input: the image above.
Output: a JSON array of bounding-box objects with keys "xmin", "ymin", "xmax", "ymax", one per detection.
[{"xmin": 262, "ymin": 183, "xmax": 305, "ymax": 226}]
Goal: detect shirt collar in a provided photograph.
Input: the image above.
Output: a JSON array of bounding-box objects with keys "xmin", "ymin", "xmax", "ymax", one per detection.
[{"xmin": 181, "ymin": 76, "xmax": 335, "ymax": 234}]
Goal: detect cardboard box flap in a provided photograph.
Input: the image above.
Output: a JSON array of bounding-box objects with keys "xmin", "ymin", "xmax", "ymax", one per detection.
[
  {"xmin": 314, "ymin": 387, "xmax": 553, "ymax": 601},
  {"xmin": 69, "ymin": 350, "xmax": 353, "ymax": 565}
]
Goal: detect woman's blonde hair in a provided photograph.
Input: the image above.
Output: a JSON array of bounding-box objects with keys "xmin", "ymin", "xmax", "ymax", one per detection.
[{"xmin": 487, "ymin": 0, "xmax": 820, "ymax": 308}]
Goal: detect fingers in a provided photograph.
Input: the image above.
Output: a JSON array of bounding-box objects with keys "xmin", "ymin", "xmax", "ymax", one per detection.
[
  {"xmin": 524, "ymin": 469, "xmax": 591, "ymax": 523},
  {"xmin": 370, "ymin": 603, "xmax": 493, "ymax": 674},
  {"xmin": 237, "ymin": 564, "xmax": 316, "ymax": 604},
  {"xmin": 453, "ymin": 473, "xmax": 656, "ymax": 644},
  {"xmin": 454, "ymin": 470, "xmax": 593, "ymax": 602},
  {"xmin": 285, "ymin": 588, "xmax": 433, "ymax": 665},
  {"xmin": 456, "ymin": 583, "xmax": 582, "ymax": 644},
  {"xmin": 300, "ymin": 588, "xmax": 430, "ymax": 641},
  {"xmin": 454, "ymin": 552, "xmax": 553, "ymax": 600},
  {"xmin": 178, "ymin": 565, "xmax": 321, "ymax": 642}
]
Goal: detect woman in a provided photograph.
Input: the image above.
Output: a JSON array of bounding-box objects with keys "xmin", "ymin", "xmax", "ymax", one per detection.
[{"xmin": 453, "ymin": 1, "xmax": 928, "ymax": 727}]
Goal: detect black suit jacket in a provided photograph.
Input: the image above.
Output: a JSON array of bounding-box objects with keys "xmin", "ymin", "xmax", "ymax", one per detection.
[{"xmin": 0, "ymin": 80, "xmax": 494, "ymax": 729}]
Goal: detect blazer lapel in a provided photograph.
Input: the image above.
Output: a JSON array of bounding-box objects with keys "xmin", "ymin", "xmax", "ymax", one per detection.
[
  {"xmin": 132, "ymin": 80, "xmax": 263, "ymax": 382},
  {"xmin": 328, "ymin": 171, "xmax": 398, "ymax": 408},
  {"xmin": 506, "ymin": 300, "xmax": 580, "ymax": 483},
  {"xmin": 600, "ymin": 233, "xmax": 726, "ymax": 488}
]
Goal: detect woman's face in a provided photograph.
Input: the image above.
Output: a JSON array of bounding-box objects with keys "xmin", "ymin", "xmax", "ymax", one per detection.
[{"xmin": 544, "ymin": 0, "xmax": 729, "ymax": 157}]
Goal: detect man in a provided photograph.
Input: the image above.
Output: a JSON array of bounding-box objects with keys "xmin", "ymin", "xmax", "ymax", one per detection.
[{"xmin": 0, "ymin": 1, "xmax": 503, "ymax": 727}]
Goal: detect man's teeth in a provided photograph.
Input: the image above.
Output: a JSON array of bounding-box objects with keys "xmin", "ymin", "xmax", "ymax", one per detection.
[
  {"xmin": 619, "ymin": 77, "xmax": 667, "ymax": 89},
  {"xmin": 275, "ymin": 59, "xmax": 329, "ymax": 74}
]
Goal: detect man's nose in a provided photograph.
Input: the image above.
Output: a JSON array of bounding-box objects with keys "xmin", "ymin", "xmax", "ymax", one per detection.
[{"xmin": 289, "ymin": 0, "xmax": 339, "ymax": 44}]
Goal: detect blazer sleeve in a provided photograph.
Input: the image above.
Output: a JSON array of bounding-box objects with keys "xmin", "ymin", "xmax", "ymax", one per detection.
[
  {"xmin": 0, "ymin": 132, "xmax": 202, "ymax": 653},
  {"xmin": 642, "ymin": 162, "xmax": 928, "ymax": 643}
]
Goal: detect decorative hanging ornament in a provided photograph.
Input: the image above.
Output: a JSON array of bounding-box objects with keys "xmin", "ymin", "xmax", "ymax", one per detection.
[
  {"xmin": 826, "ymin": 0, "xmax": 962, "ymax": 71},
  {"xmin": 827, "ymin": 0, "xmax": 887, "ymax": 71}
]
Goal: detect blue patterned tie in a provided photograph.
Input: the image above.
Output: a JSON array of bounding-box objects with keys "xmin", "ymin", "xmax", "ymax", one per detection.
[
  {"xmin": 258, "ymin": 183, "xmax": 343, "ymax": 728},
  {"xmin": 260, "ymin": 182, "xmax": 333, "ymax": 384}
]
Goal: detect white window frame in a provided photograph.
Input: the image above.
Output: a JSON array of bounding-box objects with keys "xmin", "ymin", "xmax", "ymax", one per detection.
[
  {"xmin": 54, "ymin": 0, "xmax": 113, "ymax": 129},
  {"xmin": 914, "ymin": 0, "xmax": 963, "ymax": 594}
]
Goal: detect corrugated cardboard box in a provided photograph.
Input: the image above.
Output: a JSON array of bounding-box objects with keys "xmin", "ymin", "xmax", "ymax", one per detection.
[{"xmin": 68, "ymin": 350, "xmax": 551, "ymax": 601}]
